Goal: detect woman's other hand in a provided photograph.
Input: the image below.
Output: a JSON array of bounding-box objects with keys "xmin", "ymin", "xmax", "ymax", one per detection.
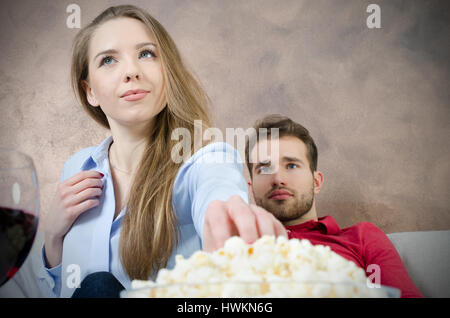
[{"xmin": 43, "ymin": 170, "xmax": 103, "ymax": 267}]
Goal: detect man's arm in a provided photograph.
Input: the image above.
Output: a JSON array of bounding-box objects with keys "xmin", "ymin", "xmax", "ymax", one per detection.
[{"xmin": 360, "ymin": 222, "xmax": 423, "ymax": 298}]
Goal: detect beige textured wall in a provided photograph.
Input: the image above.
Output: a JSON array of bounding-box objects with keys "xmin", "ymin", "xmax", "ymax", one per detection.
[{"xmin": 1, "ymin": 0, "xmax": 449, "ymax": 234}]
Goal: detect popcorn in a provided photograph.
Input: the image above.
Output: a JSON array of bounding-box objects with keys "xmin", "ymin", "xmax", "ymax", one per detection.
[{"xmin": 125, "ymin": 236, "xmax": 388, "ymax": 298}]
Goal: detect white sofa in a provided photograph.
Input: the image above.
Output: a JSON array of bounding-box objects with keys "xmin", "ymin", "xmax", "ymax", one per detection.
[
  {"xmin": 1, "ymin": 230, "xmax": 449, "ymax": 298},
  {"xmin": 387, "ymin": 230, "xmax": 450, "ymax": 298}
]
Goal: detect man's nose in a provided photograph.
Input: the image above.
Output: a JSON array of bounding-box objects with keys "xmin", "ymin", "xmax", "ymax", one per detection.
[{"xmin": 271, "ymin": 169, "xmax": 286, "ymax": 187}]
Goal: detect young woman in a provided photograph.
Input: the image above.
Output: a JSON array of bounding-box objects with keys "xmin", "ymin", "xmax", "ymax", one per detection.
[{"xmin": 37, "ymin": 5, "xmax": 286, "ymax": 298}]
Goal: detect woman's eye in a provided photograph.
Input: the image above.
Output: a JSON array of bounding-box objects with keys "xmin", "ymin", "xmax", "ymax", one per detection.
[
  {"xmin": 99, "ymin": 50, "xmax": 155, "ymax": 67},
  {"xmin": 100, "ymin": 56, "xmax": 115, "ymax": 66},
  {"xmin": 140, "ymin": 49, "xmax": 156, "ymax": 59}
]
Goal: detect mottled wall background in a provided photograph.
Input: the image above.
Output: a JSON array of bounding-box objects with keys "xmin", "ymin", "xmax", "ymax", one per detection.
[{"xmin": 0, "ymin": 0, "xmax": 449, "ymax": 235}]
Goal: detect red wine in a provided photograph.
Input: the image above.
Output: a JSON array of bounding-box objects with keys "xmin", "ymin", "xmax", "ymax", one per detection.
[{"xmin": 0, "ymin": 206, "xmax": 38, "ymax": 287}]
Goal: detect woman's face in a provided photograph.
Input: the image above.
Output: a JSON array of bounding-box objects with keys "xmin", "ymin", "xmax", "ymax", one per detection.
[{"xmin": 84, "ymin": 17, "xmax": 166, "ymax": 127}]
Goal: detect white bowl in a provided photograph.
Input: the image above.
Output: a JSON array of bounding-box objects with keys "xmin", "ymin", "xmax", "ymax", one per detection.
[{"xmin": 121, "ymin": 281, "xmax": 401, "ymax": 298}]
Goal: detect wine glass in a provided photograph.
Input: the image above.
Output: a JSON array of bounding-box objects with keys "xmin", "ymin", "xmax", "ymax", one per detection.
[{"xmin": 0, "ymin": 149, "xmax": 39, "ymax": 287}]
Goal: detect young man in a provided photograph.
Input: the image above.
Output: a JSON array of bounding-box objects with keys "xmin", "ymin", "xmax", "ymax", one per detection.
[{"xmin": 245, "ymin": 114, "xmax": 423, "ymax": 298}]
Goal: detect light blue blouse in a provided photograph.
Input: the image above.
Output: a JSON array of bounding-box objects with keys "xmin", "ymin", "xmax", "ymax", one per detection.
[{"xmin": 36, "ymin": 136, "xmax": 248, "ymax": 298}]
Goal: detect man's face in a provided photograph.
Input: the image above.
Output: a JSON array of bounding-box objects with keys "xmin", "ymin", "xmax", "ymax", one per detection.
[{"xmin": 249, "ymin": 136, "xmax": 320, "ymax": 223}]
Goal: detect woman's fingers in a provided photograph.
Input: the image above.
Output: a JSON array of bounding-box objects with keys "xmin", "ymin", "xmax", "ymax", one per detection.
[
  {"xmin": 203, "ymin": 200, "xmax": 238, "ymax": 252},
  {"xmin": 65, "ymin": 187, "xmax": 102, "ymax": 207},
  {"xmin": 250, "ymin": 204, "xmax": 276, "ymax": 237},
  {"xmin": 249, "ymin": 203, "xmax": 288, "ymax": 238},
  {"xmin": 71, "ymin": 177, "xmax": 103, "ymax": 195},
  {"xmin": 271, "ymin": 213, "xmax": 289, "ymax": 238},
  {"xmin": 64, "ymin": 170, "xmax": 103, "ymax": 187},
  {"xmin": 68, "ymin": 199, "xmax": 100, "ymax": 219},
  {"xmin": 203, "ymin": 196, "xmax": 288, "ymax": 252},
  {"xmin": 226, "ymin": 196, "xmax": 259, "ymax": 244},
  {"xmin": 60, "ymin": 170, "xmax": 103, "ymax": 207},
  {"xmin": 45, "ymin": 170, "xmax": 103, "ymax": 241}
]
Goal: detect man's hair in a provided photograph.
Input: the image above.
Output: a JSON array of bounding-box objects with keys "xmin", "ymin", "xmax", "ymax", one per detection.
[{"xmin": 245, "ymin": 114, "xmax": 318, "ymax": 178}]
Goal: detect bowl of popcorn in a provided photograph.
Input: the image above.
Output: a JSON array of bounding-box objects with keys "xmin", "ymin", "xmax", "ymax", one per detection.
[{"xmin": 122, "ymin": 236, "xmax": 401, "ymax": 298}]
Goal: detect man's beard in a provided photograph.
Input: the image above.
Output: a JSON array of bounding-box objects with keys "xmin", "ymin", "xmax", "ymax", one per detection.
[{"xmin": 255, "ymin": 185, "xmax": 314, "ymax": 223}]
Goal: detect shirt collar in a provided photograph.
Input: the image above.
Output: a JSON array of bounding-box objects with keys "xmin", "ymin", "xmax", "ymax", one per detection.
[
  {"xmin": 285, "ymin": 215, "xmax": 341, "ymax": 235},
  {"xmin": 81, "ymin": 135, "xmax": 113, "ymax": 170}
]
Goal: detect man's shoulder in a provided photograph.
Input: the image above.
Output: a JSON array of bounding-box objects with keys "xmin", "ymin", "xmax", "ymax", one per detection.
[
  {"xmin": 342, "ymin": 221, "xmax": 386, "ymax": 237},
  {"xmin": 352, "ymin": 221, "xmax": 382, "ymax": 230}
]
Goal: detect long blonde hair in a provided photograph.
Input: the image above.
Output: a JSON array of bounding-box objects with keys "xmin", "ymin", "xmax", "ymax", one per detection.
[{"xmin": 71, "ymin": 5, "xmax": 212, "ymax": 279}]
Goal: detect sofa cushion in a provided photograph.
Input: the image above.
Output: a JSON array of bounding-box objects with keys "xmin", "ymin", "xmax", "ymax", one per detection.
[{"xmin": 387, "ymin": 230, "xmax": 450, "ymax": 298}]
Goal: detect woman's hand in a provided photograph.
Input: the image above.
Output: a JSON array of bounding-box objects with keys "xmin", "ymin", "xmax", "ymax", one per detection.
[
  {"xmin": 43, "ymin": 170, "xmax": 103, "ymax": 267},
  {"xmin": 202, "ymin": 195, "xmax": 288, "ymax": 252}
]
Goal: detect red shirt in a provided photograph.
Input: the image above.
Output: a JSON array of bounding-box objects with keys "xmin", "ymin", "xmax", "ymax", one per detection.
[{"xmin": 285, "ymin": 216, "xmax": 423, "ymax": 298}]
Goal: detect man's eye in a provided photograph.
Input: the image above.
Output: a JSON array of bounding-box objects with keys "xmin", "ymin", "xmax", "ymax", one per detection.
[
  {"xmin": 287, "ymin": 163, "xmax": 297, "ymax": 169},
  {"xmin": 259, "ymin": 166, "xmax": 274, "ymax": 174}
]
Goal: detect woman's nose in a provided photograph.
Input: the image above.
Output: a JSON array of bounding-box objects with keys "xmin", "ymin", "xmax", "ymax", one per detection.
[
  {"xmin": 126, "ymin": 74, "xmax": 139, "ymax": 80},
  {"xmin": 123, "ymin": 60, "xmax": 142, "ymax": 82},
  {"xmin": 125, "ymin": 72, "xmax": 140, "ymax": 81}
]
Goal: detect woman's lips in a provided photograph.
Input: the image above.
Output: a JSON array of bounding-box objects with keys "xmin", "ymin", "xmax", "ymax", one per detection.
[{"xmin": 122, "ymin": 92, "xmax": 148, "ymax": 101}]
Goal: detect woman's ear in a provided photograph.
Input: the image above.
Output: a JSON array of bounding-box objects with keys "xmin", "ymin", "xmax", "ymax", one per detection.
[{"xmin": 82, "ymin": 80, "xmax": 100, "ymax": 107}]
